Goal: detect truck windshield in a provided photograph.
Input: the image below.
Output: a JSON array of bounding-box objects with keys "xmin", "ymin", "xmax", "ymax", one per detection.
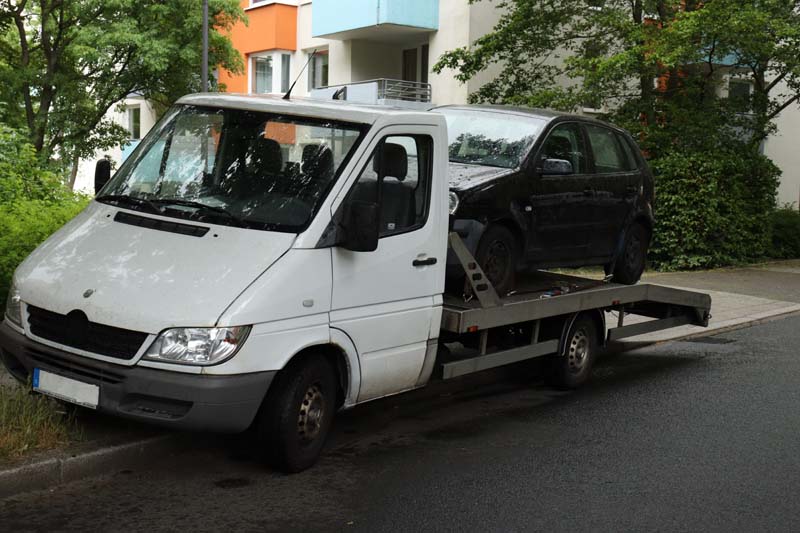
[
  {"xmin": 437, "ymin": 108, "xmax": 545, "ymax": 169},
  {"xmin": 99, "ymin": 105, "xmax": 366, "ymax": 233}
]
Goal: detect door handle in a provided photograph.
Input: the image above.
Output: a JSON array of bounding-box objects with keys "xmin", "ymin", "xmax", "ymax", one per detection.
[{"xmin": 413, "ymin": 257, "xmax": 438, "ymax": 267}]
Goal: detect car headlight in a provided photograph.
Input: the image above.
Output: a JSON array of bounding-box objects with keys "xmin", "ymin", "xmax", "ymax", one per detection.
[
  {"xmin": 143, "ymin": 326, "xmax": 251, "ymax": 366},
  {"xmin": 449, "ymin": 191, "xmax": 460, "ymax": 215},
  {"xmin": 4, "ymin": 282, "xmax": 22, "ymax": 328}
]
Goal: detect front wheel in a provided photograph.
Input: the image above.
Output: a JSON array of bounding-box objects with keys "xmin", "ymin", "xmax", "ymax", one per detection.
[
  {"xmin": 612, "ymin": 222, "xmax": 650, "ymax": 285},
  {"xmin": 546, "ymin": 315, "xmax": 598, "ymax": 390},
  {"xmin": 475, "ymin": 225, "xmax": 519, "ymax": 296},
  {"xmin": 256, "ymin": 354, "xmax": 337, "ymax": 473}
]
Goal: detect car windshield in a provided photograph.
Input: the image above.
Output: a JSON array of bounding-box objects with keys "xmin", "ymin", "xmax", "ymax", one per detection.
[
  {"xmin": 99, "ymin": 105, "xmax": 366, "ymax": 233},
  {"xmin": 437, "ymin": 108, "xmax": 546, "ymax": 169}
]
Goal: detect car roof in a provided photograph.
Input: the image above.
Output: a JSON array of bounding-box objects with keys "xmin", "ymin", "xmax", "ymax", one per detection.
[
  {"xmin": 177, "ymin": 93, "xmax": 437, "ymax": 125},
  {"xmin": 433, "ymin": 104, "xmax": 625, "ymax": 131}
]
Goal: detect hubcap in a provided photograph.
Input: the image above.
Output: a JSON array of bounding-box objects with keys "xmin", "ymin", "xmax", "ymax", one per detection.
[
  {"xmin": 483, "ymin": 240, "xmax": 510, "ymax": 286},
  {"xmin": 297, "ymin": 384, "xmax": 325, "ymax": 443},
  {"xmin": 567, "ymin": 328, "xmax": 590, "ymax": 374}
]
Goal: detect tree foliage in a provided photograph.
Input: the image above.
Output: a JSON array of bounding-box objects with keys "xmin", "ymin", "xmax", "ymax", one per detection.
[
  {"xmin": 0, "ymin": 0, "xmax": 244, "ymax": 178},
  {"xmin": 435, "ymin": 0, "xmax": 799, "ymax": 267}
]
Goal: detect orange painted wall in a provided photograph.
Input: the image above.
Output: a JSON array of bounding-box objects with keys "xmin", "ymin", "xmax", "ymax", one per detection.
[{"xmin": 218, "ymin": 2, "xmax": 297, "ymax": 94}]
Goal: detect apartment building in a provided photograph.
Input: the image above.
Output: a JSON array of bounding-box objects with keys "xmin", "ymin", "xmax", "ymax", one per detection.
[{"xmin": 218, "ymin": 0, "xmax": 503, "ymax": 106}]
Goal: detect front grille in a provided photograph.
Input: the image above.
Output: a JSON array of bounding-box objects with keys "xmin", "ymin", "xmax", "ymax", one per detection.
[
  {"xmin": 27, "ymin": 305, "xmax": 147, "ymax": 360},
  {"xmin": 27, "ymin": 346, "xmax": 126, "ymax": 385}
]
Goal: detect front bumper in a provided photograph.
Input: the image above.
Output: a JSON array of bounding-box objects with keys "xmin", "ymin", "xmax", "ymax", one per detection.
[{"xmin": 0, "ymin": 322, "xmax": 274, "ymax": 433}]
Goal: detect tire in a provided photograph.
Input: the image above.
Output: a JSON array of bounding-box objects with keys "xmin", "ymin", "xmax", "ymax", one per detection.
[
  {"xmin": 256, "ymin": 354, "xmax": 337, "ymax": 473},
  {"xmin": 475, "ymin": 225, "xmax": 519, "ymax": 295},
  {"xmin": 546, "ymin": 315, "xmax": 598, "ymax": 390},
  {"xmin": 612, "ymin": 222, "xmax": 650, "ymax": 285}
]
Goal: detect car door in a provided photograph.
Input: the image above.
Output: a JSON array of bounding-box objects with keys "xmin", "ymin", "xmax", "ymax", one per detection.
[
  {"xmin": 583, "ymin": 123, "xmax": 640, "ymax": 259},
  {"xmin": 330, "ymin": 127, "xmax": 443, "ymax": 402},
  {"xmin": 528, "ymin": 122, "xmax": 594, "ymax": 263}
]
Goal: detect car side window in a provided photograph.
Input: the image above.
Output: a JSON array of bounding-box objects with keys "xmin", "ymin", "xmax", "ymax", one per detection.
[
  {"xmin": 615, "ymin": 132, "xmax": 639, "ymax": 171},
  {"xmin": 348, "ymin": 135, "xmax": 433, "ymax": 237},
  {"xmin": 585, "ymin": 124, "xmax": 629, "ymax": 173},
  {"xmin": 539, "ymin": 123, "xmax": 588, "ymax": 175}
]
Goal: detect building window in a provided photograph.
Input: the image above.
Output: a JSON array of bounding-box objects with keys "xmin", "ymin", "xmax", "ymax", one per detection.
[
  {"xmin": 281, "ymin": 54, "xmax": 291, "ymax": 93},
  {"xmin": 309, "ymin": 51, "xmax": 329, "ymax": 90},
  {"xmin": 729, "ymin": 79, "xmax": 752, "ymax": 110},
  {"xmin": 251, "ymin": 52, "xmax": 292, "ymax": 94},
  {"xmin": 253, "ymin": 56, "xmax": 273, "ymax": 94},
  {"xmin": 127, "ymin": 106, "xmax": 141, "ymax": 140}
]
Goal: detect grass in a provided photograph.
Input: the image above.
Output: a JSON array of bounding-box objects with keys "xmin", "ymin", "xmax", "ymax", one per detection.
[{"xmin": 0, "ymin": 382, "xmax": 80, "ymax": 462}]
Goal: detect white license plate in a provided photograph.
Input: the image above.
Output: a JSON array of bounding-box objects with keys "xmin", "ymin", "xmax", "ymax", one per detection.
[{"xmin": 33, "ymin": 368, "xmax": 99, "ymax": 409}]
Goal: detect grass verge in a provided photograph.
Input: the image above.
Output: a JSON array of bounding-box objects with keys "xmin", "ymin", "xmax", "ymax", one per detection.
[{"xmin": 0, "ymin": 383, "xmax": 81, "ymax": 462}]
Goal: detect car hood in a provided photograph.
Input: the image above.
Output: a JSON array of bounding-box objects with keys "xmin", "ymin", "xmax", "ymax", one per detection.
[
  {"xmin": 15, "ymin": 202, "xmax": 296, "ymax": 334},
  {"xmin": 448, "ymin": 162, "xmax": 517, "ymax": 193}
]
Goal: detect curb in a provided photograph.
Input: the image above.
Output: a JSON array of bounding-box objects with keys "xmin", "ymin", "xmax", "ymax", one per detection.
[{"xmin": 0, "ymin": 434, "xmax": 185, "ymax": 500}]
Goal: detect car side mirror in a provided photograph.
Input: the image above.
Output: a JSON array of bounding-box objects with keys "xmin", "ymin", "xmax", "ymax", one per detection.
[
  {"xmin": 541, "ymin": 158, "xmax": 574, "ymax": 176},
  {"xmin": 339, "ymin": 200, "xmax": 379, "ymax": 252},
  {"xmin": 94, "ymin": 159, "xmax": 112, "ymax": 194}
]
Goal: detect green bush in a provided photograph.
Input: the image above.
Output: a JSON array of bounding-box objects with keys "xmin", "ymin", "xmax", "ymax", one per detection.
[
  {"xmin": 0, "ymin": 125, "xmax": 90, "ymax": 304},
  {"xmin": 0, "ymin": 197, "xmax": 89, "ymax": 303},
  {"xmin": 649, "ymin": 147, "xmax": 780, "ymax": 271},
  {"xmin": 769, "ymin": 206, "xmax": 800, "ymax": 259}
]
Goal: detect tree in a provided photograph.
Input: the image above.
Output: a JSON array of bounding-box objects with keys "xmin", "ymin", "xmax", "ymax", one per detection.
[{"xmin": 0, "ymin": 0, "xmax": 245, "ymax": 185}]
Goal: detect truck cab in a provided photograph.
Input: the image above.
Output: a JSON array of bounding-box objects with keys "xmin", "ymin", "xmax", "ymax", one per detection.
[{"xmin": 1, "ymin": 94, "xmax": 449, "ymax": 471}]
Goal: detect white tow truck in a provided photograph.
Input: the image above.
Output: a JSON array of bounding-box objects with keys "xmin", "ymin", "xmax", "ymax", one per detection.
[{"xmin": 0, "ymin": 94, "xmax": 711, "ymax": 472}]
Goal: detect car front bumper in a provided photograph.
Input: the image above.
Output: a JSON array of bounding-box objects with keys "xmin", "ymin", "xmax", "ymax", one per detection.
[{"xmin": 0, "ymin": 322, "xmax": 274, "ymax": 433}]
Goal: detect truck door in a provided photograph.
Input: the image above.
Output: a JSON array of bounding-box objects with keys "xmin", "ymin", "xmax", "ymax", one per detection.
[{"xmin": 330, "ymin": 126, "xmax": 444, "ymax": 402}]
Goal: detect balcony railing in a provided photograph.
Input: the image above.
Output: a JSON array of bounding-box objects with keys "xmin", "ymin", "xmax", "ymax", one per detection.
[{"xmin": 311, "ymin": 79, "xmax": 432, "ymax": 109}]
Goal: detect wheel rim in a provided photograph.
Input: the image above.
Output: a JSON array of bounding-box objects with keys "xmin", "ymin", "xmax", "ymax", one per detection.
[
  {"xmin": 483, "ymin": 240, "xmax": 511, "ymax": 286},
  {"xmin": 567, "ymin": 328, "xmax": 590, "ymax": 374},
  {"xmin": 297, "ymin": 383, "xmax": 325, "ymax": 444},
  {"xmin": 625, "ymin": 231, "xmax": 642, "ymax": 272}
]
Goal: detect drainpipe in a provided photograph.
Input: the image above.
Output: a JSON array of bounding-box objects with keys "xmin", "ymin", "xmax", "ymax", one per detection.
[{"xmin": 202, "ymin": 0, "xmax": 209, "ymax": 92}]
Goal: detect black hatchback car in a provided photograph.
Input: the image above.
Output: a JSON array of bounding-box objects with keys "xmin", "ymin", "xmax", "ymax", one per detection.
[{"xmin": 436, "ymin": 105, "xmax": 655, "ymax": 294}]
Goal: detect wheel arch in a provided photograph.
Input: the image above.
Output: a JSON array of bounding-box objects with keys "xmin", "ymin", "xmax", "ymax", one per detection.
[
  {"xmin": 558, "ymin": 310, "xmax": 607, "ymax": 353},
  {"xmin": 278, "ymin": 337, "xmax": 359, "ymax": 410}
]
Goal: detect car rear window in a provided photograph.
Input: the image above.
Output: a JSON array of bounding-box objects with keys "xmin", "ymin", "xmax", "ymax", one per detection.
[{"xmin": 585, "ymin": 124, "xmax": 629, "ymax": 173}]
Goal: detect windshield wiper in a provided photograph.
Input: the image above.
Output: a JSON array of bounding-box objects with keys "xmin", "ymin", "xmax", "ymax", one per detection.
[
  {"xmin": 96, "ymin": 194, "xmax": 162, "ymax": 214},
  {"xmin": 153, "ymin": 198, "xmax": 247, "ymax": 228}
]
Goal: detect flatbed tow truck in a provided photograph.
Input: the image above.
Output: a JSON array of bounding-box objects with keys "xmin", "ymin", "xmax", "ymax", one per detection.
[{"xmin": 0, "ymin": 94, "xmax": 711, "ymax": 472}]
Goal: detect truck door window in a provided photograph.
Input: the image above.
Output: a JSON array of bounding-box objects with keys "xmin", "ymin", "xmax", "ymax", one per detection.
[
  {"xmin": 539, "ymin": 123, "xmax": 587, "ymax": 174},
  {"xmin": 348, "ymin": 135, "xmax": 433, "ymax": 237}
]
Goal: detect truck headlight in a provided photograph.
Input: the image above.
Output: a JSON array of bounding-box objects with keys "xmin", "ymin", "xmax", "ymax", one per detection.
[
  {"xmin": 4, "ymin": 282, "xmax": 22, "ymax": 328},
  {"xmin": 449, "ymin": 191, "xmax": 460, "ymax": 215},
  {"xmin": 143, "ymin": 326, "xmax": 251, "ymax": 366}
]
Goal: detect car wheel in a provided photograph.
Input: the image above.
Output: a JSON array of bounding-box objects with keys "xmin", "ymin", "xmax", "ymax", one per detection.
[
  {"xmin": 256, "ymin": 354, "xmax": 337, "ymax": 473},
  {"xmin": 546, "ymin": 315, "xmax": 598, "ymax": 390},
  {"xmin": 612, "ymin": 222, "xmax": 650, "ymax": 285},
  {"xmin": 475, "ymin": 225, "xmax": 518, "ymax": 295}
]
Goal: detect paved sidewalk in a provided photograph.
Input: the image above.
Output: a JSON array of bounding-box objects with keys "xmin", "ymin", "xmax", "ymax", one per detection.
[{"xmin": 623, "ymin": 260, "xmax": 800, "ymax": 343}]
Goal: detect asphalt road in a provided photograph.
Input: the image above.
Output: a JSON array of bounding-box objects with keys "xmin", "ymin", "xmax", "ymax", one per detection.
[{"xmin": 3, "ymin": 315, "xmax": 800, "ymax": 532}]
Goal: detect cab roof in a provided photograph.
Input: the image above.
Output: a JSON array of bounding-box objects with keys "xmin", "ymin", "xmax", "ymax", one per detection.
[{"xmin": 177, "ymin": 93, "xmax": 438, "ymax": 126}]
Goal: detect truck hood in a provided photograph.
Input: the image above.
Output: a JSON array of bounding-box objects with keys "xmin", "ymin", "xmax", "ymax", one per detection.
[
  {"xmin": 448, "ymin": 162, "xmax": 516, "ymax": 192},
  {"xmin": 15, "ymin": 202, "xmax": 296, "ymax": 334}
]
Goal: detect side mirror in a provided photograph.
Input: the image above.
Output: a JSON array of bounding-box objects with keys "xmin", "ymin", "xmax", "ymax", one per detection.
[
  {"xmin": 94, "ymin": 159, "xmax": 112, "ymax": 194},
  {"xmin": 541, "ymin": 158, "xmax": 574, "ymax": 176},
  {"xmin": 340, "ymin": 200, "xmax": 379, "ymax": 252}
]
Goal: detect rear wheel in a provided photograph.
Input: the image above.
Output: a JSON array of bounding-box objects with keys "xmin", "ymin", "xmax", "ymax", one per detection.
[
  {"xmin": 475, "ymin": 225, "xmax": 519, "ymax": 295},
  {"xmin": 612, "ymin": 222, "xmax": 650, "ymax": 285},
  {"xmin": 546, "ymin": 315, "xmax": 598, "ymax": 390},
  {"xmin": 256, "ymin": 354, "xmax": 337, "ymax": 473}
]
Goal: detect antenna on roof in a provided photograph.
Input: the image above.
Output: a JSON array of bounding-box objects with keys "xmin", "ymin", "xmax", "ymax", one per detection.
[{"xmin": 283, "ymin": 48, "xmax": 317, "ymax": 100}]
